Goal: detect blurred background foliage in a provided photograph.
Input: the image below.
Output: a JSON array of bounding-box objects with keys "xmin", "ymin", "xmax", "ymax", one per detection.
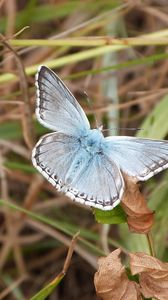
[{"xmin": 1, "ymin": 0, "xmax": 168, "ymax": 299}]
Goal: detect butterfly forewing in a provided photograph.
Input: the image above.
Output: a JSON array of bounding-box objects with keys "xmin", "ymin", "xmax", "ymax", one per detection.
[
  {"xmin": 105, "ymin": 136, "xmax": 168, "ymax": 181},
  {"xmin": 36, "ymin": 66, "xmax": 90, "ymax": 135}
]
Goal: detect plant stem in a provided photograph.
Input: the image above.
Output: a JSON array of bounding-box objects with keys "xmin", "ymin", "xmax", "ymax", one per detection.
[{"xmin": 146, "ymin": 232, "xmax": 155, "ymax": 257}]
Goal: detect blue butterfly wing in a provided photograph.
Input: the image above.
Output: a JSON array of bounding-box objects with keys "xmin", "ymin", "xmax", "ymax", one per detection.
[
  {"xmin": 105, "ymin": 136, "xmax": 168, "ymax": 181},
  {"xmin": 67, "ymin": 153, "xmax": 124, "ymax": 210},
  {"xmin": 32, "ymin": 132, "xmax": 124, "ymax": 210},
  {"xmin": 36, "ymin": 66, "xmax": 90, "ymax": 135},
  {"xmin": 32, "ymin": 132, "xmax": 80, "ymax": 188}
]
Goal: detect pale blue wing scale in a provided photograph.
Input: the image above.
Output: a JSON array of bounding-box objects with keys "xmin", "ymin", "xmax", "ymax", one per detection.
[
  {"xmin": 32, "ymin": 132, "xmax": 81, "ymax": 189},
  {"xmin": 105, "ymin": 136, "xmax": 168, "ymax": 181},
  {"xmin": 68, "ymin": 154, "xmax": 124, "ymax": 210},
  {"xmin": 36, "ymin": 66, "xmax": 90, "ymax": 135},
  {"xmin": 32, "ymin": 132, "xmax": 124, "ymax": 210}
]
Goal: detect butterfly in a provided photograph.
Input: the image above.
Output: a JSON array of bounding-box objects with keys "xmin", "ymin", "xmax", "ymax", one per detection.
[{"xmin": 32, "ymin": 66, "xmax": 168, "ymax": 211}]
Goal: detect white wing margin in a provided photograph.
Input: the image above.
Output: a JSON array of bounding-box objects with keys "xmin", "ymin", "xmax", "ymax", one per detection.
[{"xmin": 105, "ymin": 136, "xmax": 168, "ymax": 181}]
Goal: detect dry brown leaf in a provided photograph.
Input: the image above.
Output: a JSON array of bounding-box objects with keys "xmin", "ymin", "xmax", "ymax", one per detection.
[
  {"xmin": 130, "ymin": 252, "xmax": 168, "ymax": 300},
  {"xmin": 121, "ymin": 176, "xmax": 154, "ymax": 233},
  {"xmin": 94, "ymin": 248, "xmax": 142, "ymax": 300}
]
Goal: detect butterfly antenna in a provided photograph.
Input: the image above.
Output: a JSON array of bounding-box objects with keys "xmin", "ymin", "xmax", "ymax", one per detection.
[
  {"xmin": 102, "ymin": 127, "xmax": 143, "ymax": 133},
  {"xmin": 83, "ymin": 91, "xmax": 99, "ymax": 128}
]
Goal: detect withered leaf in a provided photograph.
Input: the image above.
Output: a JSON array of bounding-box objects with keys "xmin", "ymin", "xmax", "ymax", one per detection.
[
  {"xmin": 121, "ymin": 176, "xmax": 154, "ymax": 234},
  {"xmin": 94, "ymin": 248, "xmax": 142, "ymax": 300},
  {"xmin": 130, "ymin": 252, "xmax": 168, "ymax": 300}
]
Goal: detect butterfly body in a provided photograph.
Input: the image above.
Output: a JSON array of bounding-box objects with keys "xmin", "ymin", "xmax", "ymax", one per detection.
[
  {"xmin": 78, "ymin": 128, "xmax": 105, "ymax": 155},
  {"xmin": 32, "ymin": 66, "xmax": 168, "ymax": 211}
]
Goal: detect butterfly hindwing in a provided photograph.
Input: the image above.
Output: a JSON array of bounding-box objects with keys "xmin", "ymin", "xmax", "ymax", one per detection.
[
  {"xmin": 32, "ymin": 132, "xmax": 81, "ymax": 189},
  {"xmin": 67, "ymin": 152, "xmax": 124, "ymax": 210}
]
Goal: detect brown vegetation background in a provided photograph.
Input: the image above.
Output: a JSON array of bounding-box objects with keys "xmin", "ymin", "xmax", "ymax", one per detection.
[{"xmin": 1, "ymin": 1, "xmax": 168, "ymax": 299}]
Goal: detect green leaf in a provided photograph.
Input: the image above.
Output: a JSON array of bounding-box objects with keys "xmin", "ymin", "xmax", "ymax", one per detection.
[
  {"xmin": 94, "ymin": 205, "xmax": 126, "ymax": 224},
  {"xmin": 30, "ymin": 273, "xmax": 64, "ymax": 300},
  {"xmin": 5, "ymin": 161, "xmax": 36, "ymax": 173},
  {"xmin": 69, "ymin": 52, "xmax": 168, "ymax": 80},
  {"xmin": 0, "ymin": 3, "xmax": 79, "ymax": 33},
  {"xmin": 0, "ymin": 120, "xmax": 48, "ymax": 140},
  {"xmin": 0, "ymin": 121, "xmax": 22, "ymax": 139},
  {"xmin": 1, "ymin": 273, "xmax": 25, "ymax": 300},
  {"xmin": 119, "ymin": 224, "xmax": 151, "ymax": 254},
  {"xmin": 137, "ymin": 94, "xmax": 168, "ymax": 139},
  {"xmin": 0, "ymin": 1, "xmax": 119, "ymax": 33}
]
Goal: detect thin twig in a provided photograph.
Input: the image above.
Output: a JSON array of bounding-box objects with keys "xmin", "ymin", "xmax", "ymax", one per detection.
[
  {"xmin": 62, "ymin": 231, "xmax": 80, "ymax": 274},
  {"xmin": 0, "ymin": 154, "xmax": 12, "ymax": 270},
  {"xmin": 27, "ymin": 247, "xmax": 66, "ymax": 271},
  {"xmin": 0, "ymin": 3, "xmax": 130, "ymax": 71},
  {"xmin": 0, "ymin": 34, "xmax": 35, "ymax": 149},
  {"xmin": 88, "ymin": 89, "xmax": 168, "ymax": 114},
  {"xmin": 4, "ymin": 0, "xmax": 16, "ymax": 76},
  {"xmin": 0, "ymin": 0, "xmax": 5, "ymax": 8},
  {"xmin": 146, "ymin": 232, "xmax": 155, "ymax": 257},
  {"xmin": 0, "ymin": 274, "xmax": 28, "ymax": 300},
  {"xmin": 0, "ymin": 140, "xmax": 30, "ymax": 159},
  {"xmin": 100, "ymin": 224, "xmax": 110, "ymax": 255},
  {"xmin": 21, "ymin": 174, "xmax": 44, "ymax": 218},
  {"xmin": 13, "ymin": 26, "xmax": 30, "ymax": 38},
  {"xmin": 27, "ymin": 218, "xmax": 98, "ymax": 269},
  {"xmin": 44, "ymin": 233, "xmax": 80, "ymax": 292},
  {"xmin": 0, "ymin": 100, "xmax": 23, "ymax": 105},
  {"xmin": 0, "ymin": 154, "xmax": 27, "ymax": 273}
]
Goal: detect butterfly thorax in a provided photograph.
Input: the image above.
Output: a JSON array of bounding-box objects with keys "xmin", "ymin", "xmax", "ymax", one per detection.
[{"xmin": 79, "ymin": 129, "xmax": 104, "ymax": 156}]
